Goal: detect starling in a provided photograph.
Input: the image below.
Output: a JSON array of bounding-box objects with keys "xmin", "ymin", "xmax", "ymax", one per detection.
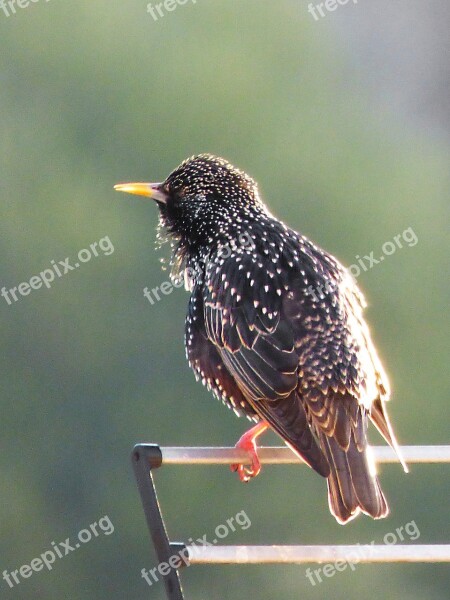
[{"xmin": 115, "ymin": 154, "xmax": 407, "ymax": 524}]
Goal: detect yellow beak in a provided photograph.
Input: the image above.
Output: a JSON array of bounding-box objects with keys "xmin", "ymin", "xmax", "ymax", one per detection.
[{"xmin": 113, "ymin": 182, "xmax": 167, "ymax": 203}]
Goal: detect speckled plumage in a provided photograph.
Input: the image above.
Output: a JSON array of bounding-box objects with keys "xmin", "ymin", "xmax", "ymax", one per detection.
[{"xmin": 148, "ymin": 154, "xmax": 406, "ymax": 523}]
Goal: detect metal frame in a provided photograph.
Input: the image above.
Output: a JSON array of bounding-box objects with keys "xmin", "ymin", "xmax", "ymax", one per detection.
[
  {"xmin": 132, "ymin": 445, "xmax": 187, "ymax": 600},
  {"xmin": 132, "ymin": 444, "xmax": 450, "ymax": 600}
]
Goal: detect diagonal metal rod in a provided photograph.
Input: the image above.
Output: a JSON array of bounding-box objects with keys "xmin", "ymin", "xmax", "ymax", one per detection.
[
  {"xmin": 132, "ymin": 445, "xmax": 186, "ymax": 600},
  {"xmin": 159, "ymin": 445, "xmax": 450, "ymax": 465}
]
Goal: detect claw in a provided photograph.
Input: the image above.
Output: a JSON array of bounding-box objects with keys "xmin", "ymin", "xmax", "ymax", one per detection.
[{"xmin": 230, "ymin": 422, "xmax": 268, "ymax": 482}]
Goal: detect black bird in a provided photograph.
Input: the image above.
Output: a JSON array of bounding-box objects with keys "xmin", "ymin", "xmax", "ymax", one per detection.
[{"xmin": 115, "ymin": 154, "xmax": 407, "ymax": 524}]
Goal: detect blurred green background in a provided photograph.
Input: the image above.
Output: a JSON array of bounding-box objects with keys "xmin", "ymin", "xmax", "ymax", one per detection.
[{"xmin": 1, "ymin": 1, "xmax": 449, "ymax": 599}]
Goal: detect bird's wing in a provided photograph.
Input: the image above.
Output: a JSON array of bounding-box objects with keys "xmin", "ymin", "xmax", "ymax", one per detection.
[
  {"xmin": 343, "ymin": 280, "xmax": 408, "ymax": 471},
  {"xmin": 186, "ymin": 286, "xmax": 258, "ymax": 419},
  {"xmin": 201, "ymin": 252, "xmax": 330, "ymax": 476},
  {"xmin": 284, "ymin": 263, "xmax": 407, "ymax": 470},
  {"xmin": 282, "ymin": 267, "xmax": 406, "ymax": 519}
]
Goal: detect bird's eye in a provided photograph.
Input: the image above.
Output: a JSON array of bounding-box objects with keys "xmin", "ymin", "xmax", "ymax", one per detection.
[
  {"xmin": 171, "ymin": 177, "xmax": 184, "ymax": 192},
  {"xmin": 169, "ymin": 178, "xmax": 188, "ymax": 199},
  {"xmin": 204, "ymin": 173, "xmax": 215, "ymax": 184}
]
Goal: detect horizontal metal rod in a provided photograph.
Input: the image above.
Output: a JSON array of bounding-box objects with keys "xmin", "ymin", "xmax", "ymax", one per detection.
[
  {"xmin": 187, "ymin": 544, "xmax": 450, "ymax": 564},
  {"xmin": 159, "ymin": 446, "xmax": 450, "ymax": 465}
]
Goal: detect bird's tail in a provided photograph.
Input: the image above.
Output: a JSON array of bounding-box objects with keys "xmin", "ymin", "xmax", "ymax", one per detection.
[{"xmin": 319, "ymin": 430, "xmax": 389, "ymax": 524}]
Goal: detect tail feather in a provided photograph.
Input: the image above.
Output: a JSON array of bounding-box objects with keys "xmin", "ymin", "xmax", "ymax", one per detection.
[
  {"xmin": 370, "ymin": 398, "xmax": 409, "ymax": 473},
  {"xmin": 320, "ymin": 430, "xmax": 389, "ymax": 524}
]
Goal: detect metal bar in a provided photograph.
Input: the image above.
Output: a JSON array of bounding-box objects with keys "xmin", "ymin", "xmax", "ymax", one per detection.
[
  {"xmin": 132, "ymin": 443, "xmax": 450, "ymax": 600},
  {"xmin": 159, "ymin": 445, "xmax": 450, "ymax": 465},
  {"xmin": 187, "ymin": 544, "xmax": 450, "ymax": 564},
  {"xmin": 132, "ymin": 444, "xmax": 186, "ymax": 600}
]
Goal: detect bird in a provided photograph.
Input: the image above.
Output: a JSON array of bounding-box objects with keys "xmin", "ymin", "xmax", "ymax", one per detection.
[{"xmin": 114, "ymin": 154, "xmax": 407, "ymax": 524}]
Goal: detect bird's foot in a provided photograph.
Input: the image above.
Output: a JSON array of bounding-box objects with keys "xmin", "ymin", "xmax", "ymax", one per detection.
[{"xmin": 230, "ymin": 422, "xmax": 268, "ymax": 483}]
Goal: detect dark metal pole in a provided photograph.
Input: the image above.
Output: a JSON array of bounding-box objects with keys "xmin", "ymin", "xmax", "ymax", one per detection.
[{"xmin": 132, "ymin": 444, "xmax": 187, "ymax": 600}]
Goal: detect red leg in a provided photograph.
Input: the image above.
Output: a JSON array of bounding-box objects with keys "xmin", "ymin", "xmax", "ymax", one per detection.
[{"xmin": 231, "ymin": 422, "xmax": 269, "ymax": 482}]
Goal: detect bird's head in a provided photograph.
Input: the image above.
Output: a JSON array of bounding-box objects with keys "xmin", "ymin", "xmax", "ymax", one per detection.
[{"xmin": 115, "ymin": 155, "xmax": 267, "ymax": 256}]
